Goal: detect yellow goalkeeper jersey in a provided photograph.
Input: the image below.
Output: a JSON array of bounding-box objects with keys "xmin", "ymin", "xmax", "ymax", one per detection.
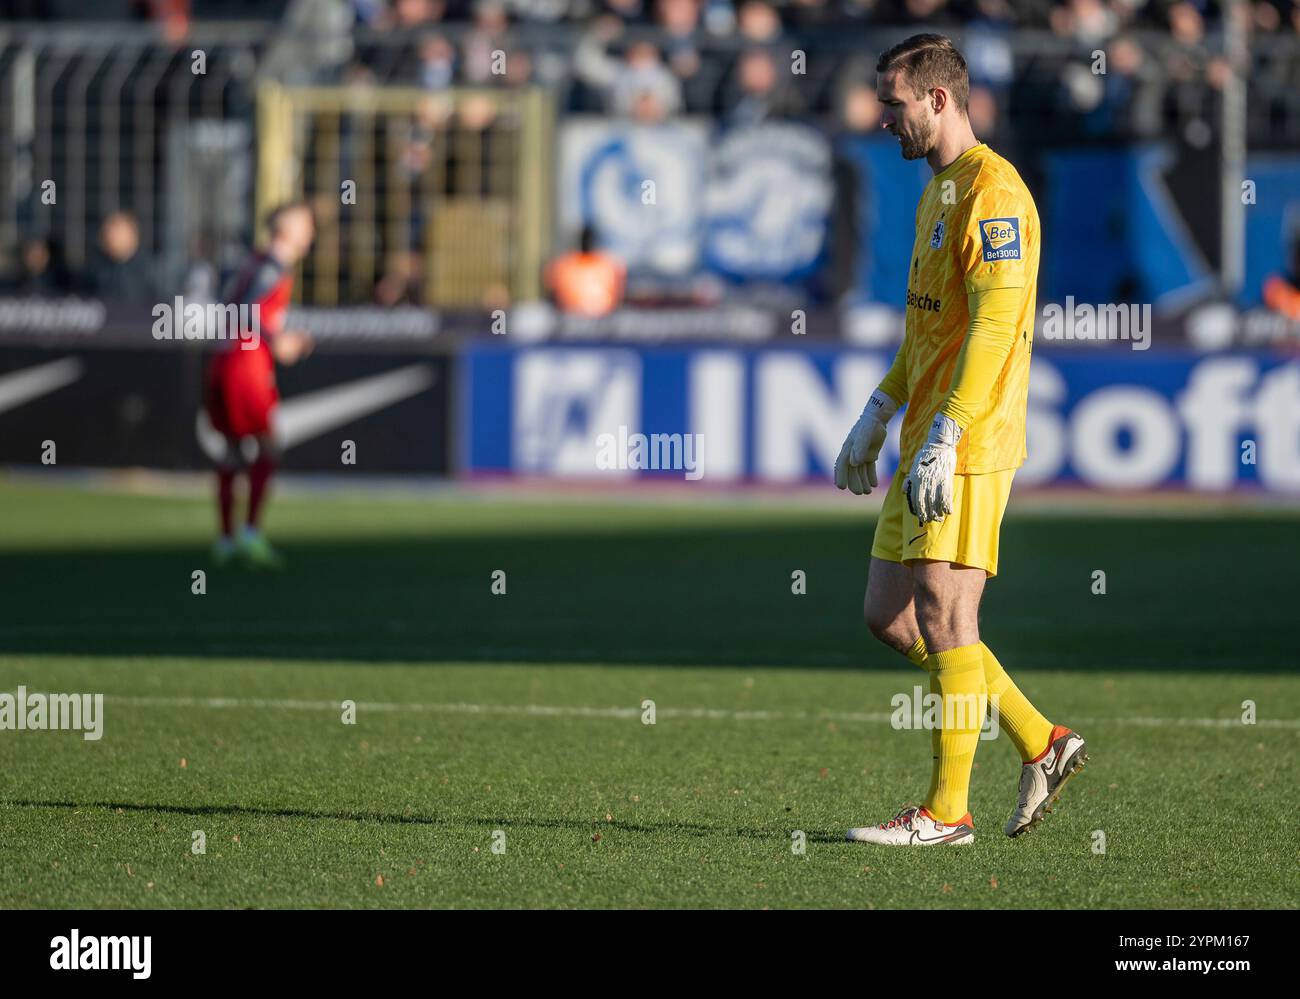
[{"xmin": 889, "ymin": 142, "xmax": 1039, "ymax": 474}]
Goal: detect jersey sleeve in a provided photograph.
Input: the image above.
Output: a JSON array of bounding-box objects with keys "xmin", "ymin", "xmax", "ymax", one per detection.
[
  {"xmin": 939, "ymin": 286, "xmax": 1021, "ymax": 427},
  {"xmin": 957, "ymin": 185, "xmax": 1029, "ymax": 294},
  {"xmin": 876, "ymin": 343, "xmax": 909, "ymax": 406},
  {"xmin": 251, "ymin": 279, "xmax": 290, "ymax": 340}
]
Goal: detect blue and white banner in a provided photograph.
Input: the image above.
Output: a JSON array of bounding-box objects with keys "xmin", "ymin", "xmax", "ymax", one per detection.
[
  {"xmin": 559, "ymin": 119, "xmax": 709, "ymax": 277},
  {"xmin": 462, "ymin": 343, "xmax": 1300, "ymax": 493},
  {"xmin": 559, "ymin": 118, "xmax": 832, "ymax": 286}
]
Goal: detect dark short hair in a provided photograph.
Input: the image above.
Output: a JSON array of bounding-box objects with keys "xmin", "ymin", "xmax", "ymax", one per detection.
[
  {"xmin": 264, "ymin": 200, "xmax": 314, "ymax": 235},
  {"xmin": 876, "ymin": 33, "xmax": 969, "ymax": 115}
]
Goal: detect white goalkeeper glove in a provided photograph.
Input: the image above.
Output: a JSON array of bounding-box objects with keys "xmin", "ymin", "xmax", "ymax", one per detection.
[
  {"xmin": 904, "ymin": 413, "xmax": 962, "ymax": 524},
  {"xmin": 834, "ymin": 389, "xmax": 899, "ymax": 496}
]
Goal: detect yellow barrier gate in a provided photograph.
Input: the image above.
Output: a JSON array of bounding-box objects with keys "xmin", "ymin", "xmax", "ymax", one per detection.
[{"xmin": 256, "ymin": 83, "xmax": 552, "ymax": 308}]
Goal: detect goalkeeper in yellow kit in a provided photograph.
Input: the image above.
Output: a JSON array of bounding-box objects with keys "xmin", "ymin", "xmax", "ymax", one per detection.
[{"xmin": 834, "ymin": 34, "xmax": 1088, "ymax": 846}]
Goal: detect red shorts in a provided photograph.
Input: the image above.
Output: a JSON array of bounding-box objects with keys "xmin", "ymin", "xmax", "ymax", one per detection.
[{"xmin": 204, "ymin": 344, "xmax": 278, "ymax": 438}]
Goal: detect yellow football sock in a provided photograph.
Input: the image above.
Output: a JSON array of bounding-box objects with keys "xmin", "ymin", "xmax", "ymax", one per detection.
[
  {"xmin": 980, "ymin": 642, "xmax": 1054, "ymax": 762},
  {"xmin": 905, "ymin": 636, "xmax": 928, "ymax": 670},
  {"xmin": 923, "ymin": 642, "xmax": 987, "ymax": 823}
]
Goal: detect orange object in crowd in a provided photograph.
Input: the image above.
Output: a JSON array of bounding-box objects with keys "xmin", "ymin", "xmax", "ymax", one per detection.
[
  {"xmin": 1263, "ymin": 274, "xmax": 1300, "ymax": 321},
  {"xmin": 547, "ymin": 250, "xmax": 626, "ymax": 317}
]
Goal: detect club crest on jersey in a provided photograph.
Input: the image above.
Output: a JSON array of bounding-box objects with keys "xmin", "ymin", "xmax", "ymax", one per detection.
[
  {"xmin": 979, "ymin": 217, "xmax": 1020, "ymax": 261},
  {"xmin": 929, "ymin": 219, "xmax": 945, "ymax": 249}
]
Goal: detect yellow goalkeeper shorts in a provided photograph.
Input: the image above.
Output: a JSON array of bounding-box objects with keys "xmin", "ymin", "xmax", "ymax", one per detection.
[{"xmin": 871, "ymin": 467, "xmax": 1017, "ymax": 577}]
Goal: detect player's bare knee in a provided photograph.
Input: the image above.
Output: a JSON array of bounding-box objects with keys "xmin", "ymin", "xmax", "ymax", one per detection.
[
  {"xmin": 863, "ymin": 606, "xmax": 894, "ymax": 645},
  {"xmin": 864, "ymin": 602, "xmax": 914, "ymax": 654},
  {"xmin": 863, "ymin": 559, "xmax": 917, "ymax": 653},
  {"xmin": 912, "ymin": 593, "xmax": 948, "ymax": 645},
  {"xmin": 216, "ymin": 436, "xmax": 242, "ymax": 470},
  {"xmin": 911, "ymin": 578, "xmax": 941, "ymax": 617},
  {"xmin": 254, "ymin": 436, "xmax": 280, "ymax": 464},
  {"xmin": 914, "ymin": 596, "xmax": 978, "ymax": 651}
]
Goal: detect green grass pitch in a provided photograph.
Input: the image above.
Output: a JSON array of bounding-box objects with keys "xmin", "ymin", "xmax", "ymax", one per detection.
[{"xmin": 0, "ymin": 479, "xmax": 1296, "ymax": 908}]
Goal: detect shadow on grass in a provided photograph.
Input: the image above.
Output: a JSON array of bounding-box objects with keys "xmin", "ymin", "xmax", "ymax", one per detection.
[
  {"xmin": 6, "ymin": 798, "xmax": 828, "ymax": 843},
  {"xmin": 0, "ymin": 516, "xmax": 1293, "ymax": 671}
]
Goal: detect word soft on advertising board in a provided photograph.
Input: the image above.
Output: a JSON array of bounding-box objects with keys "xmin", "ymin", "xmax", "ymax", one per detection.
[{"xmin": 462, "ymin": 344, "xmax": 1300, "ymax": 493}]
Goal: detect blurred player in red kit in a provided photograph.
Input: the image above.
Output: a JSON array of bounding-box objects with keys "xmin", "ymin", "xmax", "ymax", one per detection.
[{"xmin": 204, "ymin": 201, "xmax": 316, "ymax": 567}]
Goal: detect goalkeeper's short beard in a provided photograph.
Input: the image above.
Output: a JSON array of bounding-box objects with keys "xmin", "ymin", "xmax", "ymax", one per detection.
[{"xmin": 899, "ymin": 118, "xmax": 937, "ymax": 161}]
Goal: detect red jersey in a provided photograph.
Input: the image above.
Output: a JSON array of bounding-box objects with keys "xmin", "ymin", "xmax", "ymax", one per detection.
[
  {"xmin": 218, "ymin": 251, "xmax": 294, "ymax": 353},
  {"xmin": 204, "ymin": 250, "xmax": 294, "ymax": 437}
]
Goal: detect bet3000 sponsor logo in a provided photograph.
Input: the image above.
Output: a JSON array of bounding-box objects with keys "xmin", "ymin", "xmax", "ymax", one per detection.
[{"xmin": 979, "ymin": 217, "xmax": 1021, "ymax": 262}]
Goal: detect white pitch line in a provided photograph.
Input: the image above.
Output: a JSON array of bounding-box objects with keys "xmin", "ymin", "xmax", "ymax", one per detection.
[{"xmin": 103, "ymin": 695, "xmax": 1300, "ymax": 729}]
